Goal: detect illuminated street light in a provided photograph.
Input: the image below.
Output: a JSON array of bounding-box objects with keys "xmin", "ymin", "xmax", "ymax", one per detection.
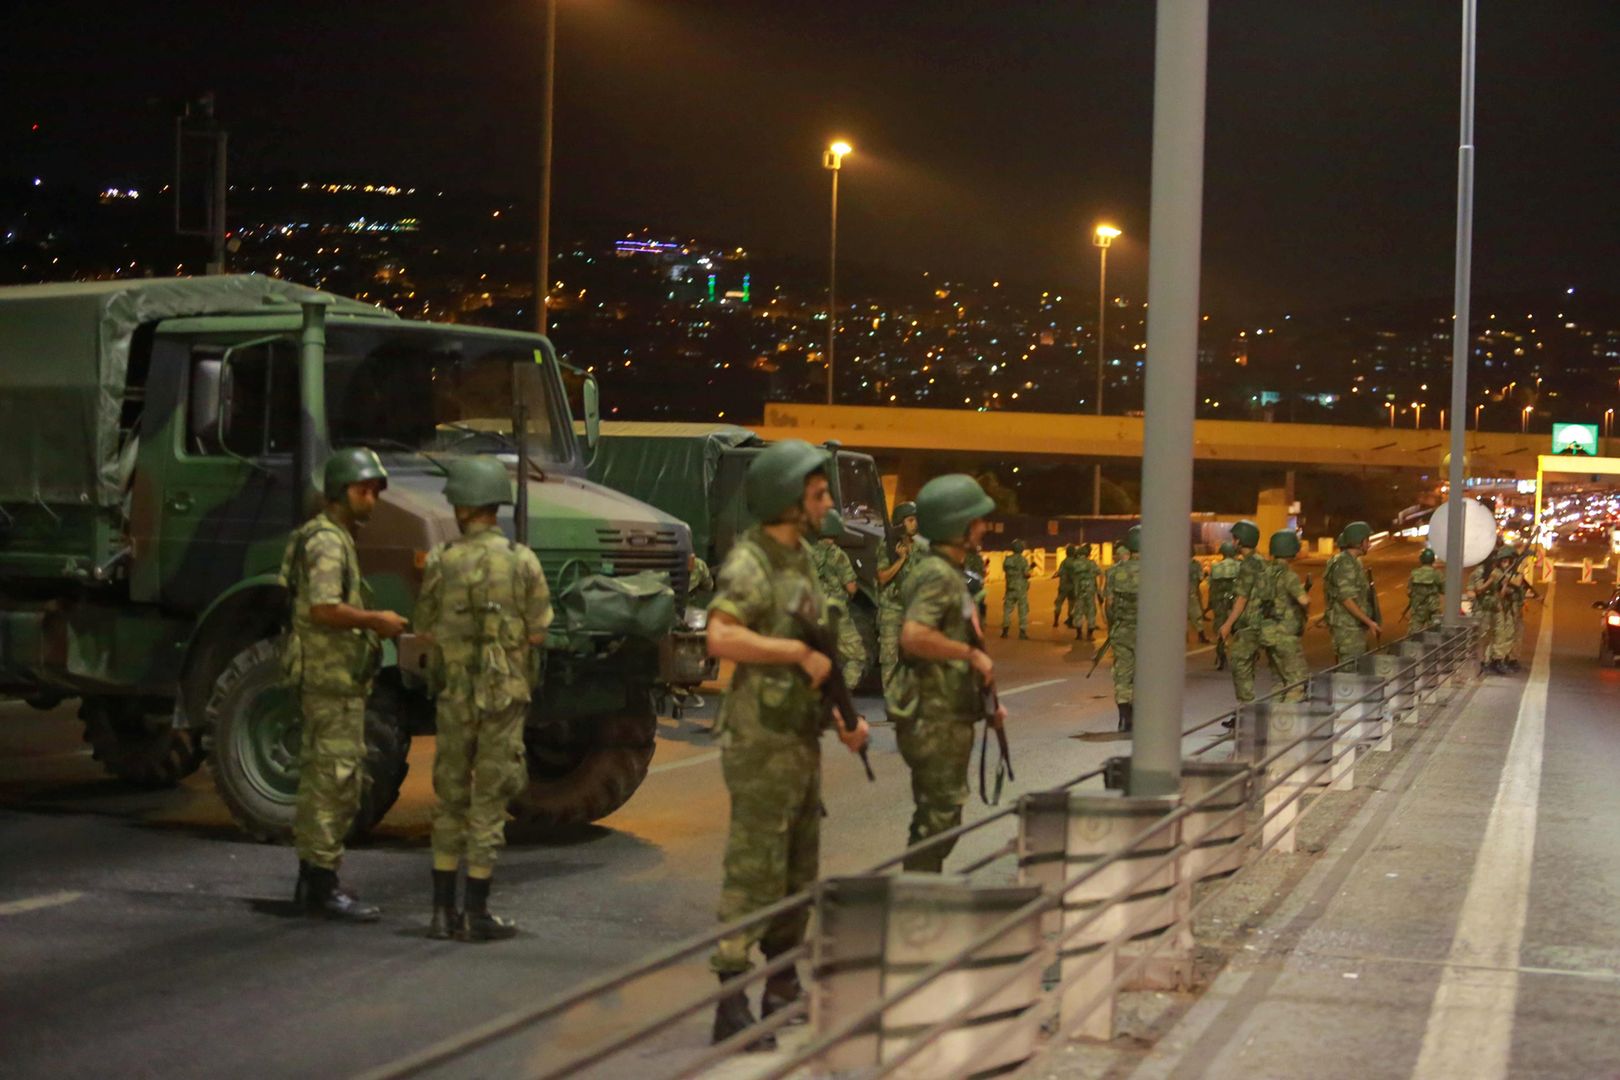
[
  {"xmin": 1385, "ymin": 401, "xmax": 1397, "ymax": 427},
  {"xmin": 823, "ymin": 139, "xmax": 852, "ymax": 404},
  {"xmin": 1521, "ymin": 404, "xmax": 1533, "ymax": 433},
  {"xmin": 1412, "ymin": 402, "xmax": 1425, "ymax": 428},
  {"xmin": 1606, "ymin": 407, "xmax": 1614, "ymax": 443},
  {"xmin": 1474, "ymin": 403, "xmax": 1484, "ymax": 429},
  {"xmin": 1090, "ymin": 223, "xmax": 1120, "ymax": 516}
]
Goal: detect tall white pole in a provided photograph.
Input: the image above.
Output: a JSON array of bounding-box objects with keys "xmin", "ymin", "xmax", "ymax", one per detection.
[
  {"xmin": 1130, "ymin": 0, "xmax": 1208, "ymax": 798},
  {"xmin": 828, "ymin": 166, "xmax": 839, "ymax": 405},
  {"xmin": 1442, "ymin": 0, "xmax": 1477, "ymax": 625},
  {"xmin": 1092, "ymin": 244, "xmax": 1107, "ymax": 516},
  {"xmin": 536, "ymin": 0, "xmax": 556, "ymax": 336}
]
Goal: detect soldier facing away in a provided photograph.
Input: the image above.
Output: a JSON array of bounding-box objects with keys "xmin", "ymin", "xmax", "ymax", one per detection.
[
  {"xmin": 1207, "ymin": 540, "xmax": 1241, "ymax": 670},
  {"xmin": 280, "ymin": 448, "xmax": 410, "ymax": 922},
  {"xmin": 704, "ymin": 440, "xmax": 870, "ymax": 1048},
  {"xmin": 1324, "ymin": 520, "xmax": 1381, "ymax": 662},
  {"xmin": 1217, "ymin": 520, "xmax": 1266, "ymax": 704},
  {"xmin": 1001, "ymin": 539, "xmax": 1031, "ymax": 639},
  {"xmin": 1053, "ymin": 544, "xmax": 1078, "ymax": 628},
  {"xmin": 1407, "ymin": 548, "xmax": 1445, "ymax": 633},
  {"xmin": 1188, "ymin": 556, "xmax": 1210, "ymax": 643},
  {"xmin": 415, "ymin": 456, "xmax": 550, "ymax": 942},
  {"xmin": 890, "ymin": 474, "xmax": 1006, "ymax": 872},
  {"xmin": 1258, "ymin": 529, "xmax": 1311, "ymax": 701},
  {"xmin": 1104, "ymin": 525, "xmax": 1142, "ymax": 733},
  {"xmin": 877, "ymin": 500, "xmax": 924, "ymax": 695},
  {"xmin": 1069, "ymin": 543, "xmax": 1103, "ymax": 640},
  {"xmin": 810, "ymin": 509, "xmax": 867, "ymax": 689}
]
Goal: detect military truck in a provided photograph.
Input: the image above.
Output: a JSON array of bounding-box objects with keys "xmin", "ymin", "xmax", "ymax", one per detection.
[
  {"xmin": 586, "ymin": 422, "xmax": 891, "ymax": 684},
  {"xmin": 0, "ymin": 276, "xmax": 703, "ymax": 840}
]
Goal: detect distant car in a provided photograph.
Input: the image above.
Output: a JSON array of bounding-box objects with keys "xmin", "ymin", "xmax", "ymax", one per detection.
[{"xmin": 1595, "ymin": 592, "xmax": 1620, "ymax": 666}]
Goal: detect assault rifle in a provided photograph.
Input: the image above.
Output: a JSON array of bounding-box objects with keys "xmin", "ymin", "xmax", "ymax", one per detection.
[
  {"xmin": 1085, "ymin": 632, "xmax": 1114, "ymax": 678},
  {"xmin": 793, "ymin": 598, "xmax": 875, "ymax": 782},
  {"xmin": 966, "ymin": 606, "xmax": 1013, "ymax": 804}
]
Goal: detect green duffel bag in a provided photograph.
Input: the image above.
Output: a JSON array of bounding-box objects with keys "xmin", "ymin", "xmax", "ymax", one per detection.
[{"xmin": 555, "ymin": 561, "xmax": 677, "ymax": 644}]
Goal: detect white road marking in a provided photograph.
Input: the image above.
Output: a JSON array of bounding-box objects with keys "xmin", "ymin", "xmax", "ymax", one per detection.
[
  {"xmin": 646, "ymin": 750, "xmax": 720, "ymax": 776},
  {"xmin": 1412, "ymin": 584, "xmax": 1553, "ymax": 1080},
  {"xmin": 1000, "ymin": 678, "xmax": 1068, "ymax": 698},
  {"xmin": 0, "ymin": 891, "xmax": 83, "ymax": 917}
]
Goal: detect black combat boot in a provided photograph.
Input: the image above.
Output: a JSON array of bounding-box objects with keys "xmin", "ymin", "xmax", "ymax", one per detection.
[
  {"xmin": 1018, "ymin": 629, "xmax": 1029, "ymax": 640},
  {"xmin": 761, "ymin": 952, "xmax": 806, "ymax": 1026},
  {"xmin": 458, "ymin": 875, "xmax": 518, "ymax": 942},
  {"xmin": 302, "ymin": 865, "xmax": 381, "ymax": 923},
  {"xmin": 712, "ymin": 974, "xmax": 778, "ymax": 1051},
  {"xmin": 428, "ymin": 869, "xmax": 462, "ymax": 940},
  {"xmin": 1117, "ymin": 702, "xmax": 1134, "ymax": 734},
  {"xmin": 1000, "ymin": 626, "xmax": 1009, "ymax": 639},
  {"xmin": 1053, "ymin": 613, "xmax": 1062, "ymax": 628}
]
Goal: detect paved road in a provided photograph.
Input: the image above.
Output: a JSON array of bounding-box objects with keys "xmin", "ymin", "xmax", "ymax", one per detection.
[{"xmin": 0, "ymin": 545, "xmax": 1419, "ymax": 1078}]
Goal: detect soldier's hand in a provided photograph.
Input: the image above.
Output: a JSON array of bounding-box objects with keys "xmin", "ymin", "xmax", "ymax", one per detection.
[
  {"xmin": 968, "ymin": 647, "xmax": 995, "ymax": 686},
  {"xmin": 991, "ymin": 704, "xmax": 1008, "ymax": 731},
  {"xmin": 1368, "ymin": 621, "xmax": 1384, "ymax": 636},
  {"xmin": 798, "ymin": 646, "xmax": 833, "ymax": 689},
  {"xmin": 371, "ymin": 611, "xmax": 410, "ymax": 639},
  {"xmin": 834, "ymin": 711, "xmax": 870, "ymax": 754}
]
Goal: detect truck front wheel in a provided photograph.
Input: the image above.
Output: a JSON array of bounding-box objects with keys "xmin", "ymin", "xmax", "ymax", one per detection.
[
  {"xmin": 80, "ymin": 697, "xmax": 205, "ymax": 787},
  {"xmin": 205, "ymin": 640, "xmax": 412, "ymax": 843},
  {"xmin": 510, "ymin": 700, "xmax": 657, "ymax": 831}
]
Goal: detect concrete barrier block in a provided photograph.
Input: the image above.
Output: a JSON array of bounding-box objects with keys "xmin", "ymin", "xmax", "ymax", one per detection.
[{"xmin": 1180, "ymin": 762, "xmax": 1250, "ymax": 882}]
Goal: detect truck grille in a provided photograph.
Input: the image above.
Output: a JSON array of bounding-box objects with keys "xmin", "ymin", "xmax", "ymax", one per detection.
[{"xmin": 596, "ymin": 527, "xmax": 688, "ymax": 594}]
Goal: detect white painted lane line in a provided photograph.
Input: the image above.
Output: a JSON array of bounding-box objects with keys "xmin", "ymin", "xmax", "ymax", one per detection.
[
  {"xmin": 1412, "ymin": 585, "xmax": 1553, "ymax": 1080},
  {"xmin": 0, "ymin": 891, "xmax": 83, "ymax": 917},
  {"xmin": 1000, "ymin": 678, "xmax": 1068, "ymax": 698},
  {"xmin": 647, "ymin": 750, "xmax": 720, "ymax": 776}
]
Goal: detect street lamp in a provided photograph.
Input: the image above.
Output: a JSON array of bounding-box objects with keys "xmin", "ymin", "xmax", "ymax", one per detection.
[
  {"xmin": 536, "ymin": 0, "xmax": 557, "ymax": 335},
  {"xmin": 823, "ymin": 139, "xmax": 852, "ymax": 405},
  {"xmin": 1090, "ymin": 223, "xmax": 1121, "ymax": 516},
  {"xmin": 1474, "ymin": 403, "xmax": 1484, "ymax": 429},
  {"xmin": 1521, "ymin": 404, "xmax": 1533, "ymax": 433},
  {"xmin": 1605, "ymin": 407, "xmax": 1614, "ymax": 441},
  {"xmin": 1385, "ymin": 401, "xmax": 1396, "ymax": 427},
  {"xmin": 1412, "ymin": 401, "xmax": 1425, "ymax": 428}
]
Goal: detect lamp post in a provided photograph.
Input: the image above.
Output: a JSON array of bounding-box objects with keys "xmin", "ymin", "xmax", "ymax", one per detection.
[
  {"xmin": 536, "ymin": 0, "xmax": 556, "ymax": 336},
  {"xmin": 1605, "ymin": 407, "xmax": 1614, "ymax": 441},
  {"xmin": 1521, "ymin": 404, "xmax": 1533, "ymax": 433},
  {"xmin": 1385, "ymin": 401, "xmax": 1397, "ymax": 427},
  {"xmin": 1474, "ymin": 403, "xmax": 1484, "ymax": 429},
  {"xmin": 823, "ymin": 140, "xmax": 852, "ymax": 405},
  {"xmin": 1090, "ymin": 223, "xmax": 1121, "ymax": 516},
  {"xmin": 1413, "ymin": 401, "xmax": 1425, "ymax": 428}
]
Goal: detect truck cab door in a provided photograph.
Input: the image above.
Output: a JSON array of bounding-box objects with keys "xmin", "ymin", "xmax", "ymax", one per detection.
[{"xmin": 132, "ymin": 334, "xmax": 299, "ymax": 613}]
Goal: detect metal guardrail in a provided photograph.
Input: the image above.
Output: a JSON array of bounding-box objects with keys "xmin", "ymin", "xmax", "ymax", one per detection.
[{"xmin": 357, "ymin": 622, "xmax": 1478, "ymax": 1080}]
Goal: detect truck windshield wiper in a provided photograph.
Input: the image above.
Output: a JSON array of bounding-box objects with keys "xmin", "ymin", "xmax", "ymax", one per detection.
[{"xmin": 336, "ymin": 438, "xmax": 449, "ymax": 476}]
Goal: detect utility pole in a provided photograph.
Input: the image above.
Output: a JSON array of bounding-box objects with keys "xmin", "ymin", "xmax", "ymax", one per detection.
[
  {"xmin": 174, "ymin": 94, "xmax": 227, "ymax": 275},
  {"xmin": 536, "ymin": 0, "xmax": 557, "ymax": 336},
  {"xmin": 1441, "ymin": 0, "xmax": 1477, "ymax": 626}
]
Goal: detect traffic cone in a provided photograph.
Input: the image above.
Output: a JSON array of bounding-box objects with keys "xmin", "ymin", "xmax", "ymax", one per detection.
[{"xmin": 1580, "ymin": 558, "xmax": 1594, "ymax": 584}]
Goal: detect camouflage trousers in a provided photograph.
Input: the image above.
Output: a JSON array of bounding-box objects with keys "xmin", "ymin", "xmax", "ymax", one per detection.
[
  {"xmin": 711, "ymin": 738, "xmax": 821, "ymax": 975},
  {"xmin": 293, "ymin": 691, "xmax": 368, "ymax": 870},
  {"xmin": 1486, "ymin": 608, "xmax": 1520, "ymax": 661},
  {"xmin": 896, "ymin": 715, "xmax": 977, "ymax": 873},
  {"xmin": 1226, "ymin": 628, "xmax": 1262, "ymax": 703},
  {"xmin": 1071, "ymin": 590, "xmax": 1098, "ymax": 631},
  {"xmin": 833, "ymin": 608, "xmax": 867, "ymax": 689},
  {"xmin": 432, "ymin": 697, "xmax": 529, "ymax": 871},
  {"xmin": 879, "ymin": 606, "xmax": 902, "ymax": 692},
  {"xmin": 1053, "ymin": 583, "xmax": 1074, "ymax": 623},
  {"xmin": 1110, "ymin": 632, "xmax": 1136, "ymax": 705},
  {"xmin": 1410, "ymin": 602, "xmax": 1440, "ymax": 634},
  {"xmin": 1329, "ymin": 619, "xmax": 1369, "ymax": 664},
  {"xmin": 1259, "ymin": 624, "xmax": 1310, "ymax": 702},
  {"xmin": 1003, "ymin": 587, "xmax": 1029, "ymax": 632},
  {"xmin": 1211, "ymin": 599, "xmax": 1234, "ymax": 664},
  {"xmin": 1188, "ymin": 588, "xmax": 1205, "ymax": 637}
]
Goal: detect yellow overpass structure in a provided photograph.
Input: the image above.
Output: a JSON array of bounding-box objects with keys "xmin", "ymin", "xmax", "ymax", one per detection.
[{"xmin": 757, "ymin": 403, "xmax": 1548, "ymax": 476}]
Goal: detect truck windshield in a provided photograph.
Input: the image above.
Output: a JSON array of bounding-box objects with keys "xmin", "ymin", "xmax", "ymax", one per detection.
[
  {"xmin": 837, "ymin": 454, "xmax": 888, "ymax": 528},
  {"xmin": 324, "ymin": 326, "xmax": 569, "ymax": 463}
]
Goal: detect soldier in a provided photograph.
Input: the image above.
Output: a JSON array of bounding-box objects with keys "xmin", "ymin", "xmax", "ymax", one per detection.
[
  {"xmin": 1499, "ymin": 548, "xmax": 1538, "ymax": 669},
  {"xmin": 704, "ymin": 440, "xmax": 871, "ymax": 1047},
  {"xmin": 877, "ymin": 500, "xmax": 923, "ymax": 694},
  {"xmin": 688, "ymin": 552, "xmax": 716, "ymax": 608},
  {"xmin": 890, "ymin": 474, "xmax": 1006, "ymax": 872},
  {"xmin": 1070, "ymin": 543, "xmax": 1102, "ymax": 640},
  {"xmin": 811, "ymin": 509, "xmax": 866, "ymax": 689},
  {"xmin": 1407, "ymin": 548, "xmax": 1445, "ymax": 633},
  {"xmin": 1207, "ymin": 541, "xmax": 1241, "ymax": 670},
  {"xmin": 1053, "ymin": 544, "xmax": 1078, "ymax": 628},
  {"xmin": 1467, "ymin": 548, "xmax": 1505, "ymax": 674},
  {"xmin": 1258, "ymin": 530, "xmax": 1311, "ymax": 701},
  {"xmin": 1103, "ymin": 525, "xmax": 1141, "ymax": 732},
  {"xmin": 1001, "ymin": 539, "xmax": 1031, "ymax": 639},
  {"xmin": 280, "ymin": 447, "xmax": 409, "ymax": 922},
  {"xmin": 964, "ymin": 545, "xmax": 989, "ymax": 624},
  {"xmin": 1188, "ymin": 556, "xmax": 1210, "ymax": 643},
  {"xmin": 415, "ymin": 456, "xmax": 550, "ymax": 942},
  {"xmin": 1324, "ymin": 521, "xmax": 1381, "ymax": 662},
  {"xmin": 1216, "ymin": 520, "xmax": 1266, "ymax": 704}
]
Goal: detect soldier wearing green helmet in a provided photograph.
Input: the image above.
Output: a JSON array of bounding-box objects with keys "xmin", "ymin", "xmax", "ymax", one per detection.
[
  {"xmin": 1207, "ymin": 540, "xmax": 1242, "ymax": 670},
  {"xmin": 810, "ymin": 510, "xmax": 866, "ymax": 689},
  {"xmin": 1001, "ymin": 538, "xmax": 1032, "ymax": 639},
  {"xmin": 1103, "ymin": 525, "xmax": 1142, "ymax": 731},
  {"xmin": 1069, "ymin": 542, "xmax": 1103, "ymax": 640},
  {"xmin": 889, "ymin": 473, "xmax": 1006, "ymax": 871},
  {"xmin": 1053, "ymin": 544, "xmax": 1078, "ymax": 629},
  {"xmin": 414, "ymin": 456, "xmax": 550, "ymax": 941},
  {"xmin": 1325, "ymin": 520, "xmax": 1380, "ymax": 662},
  {"xmin": 877, "ymin": 499, "xmax": 926, "ymax": 696},
  {"xmin": 279, "ymin": 446, "xmax": 409, "ymax": 922},
  {"xmin": 1257, "ymin": 529, "xmax": 1311, "ymax": 700},
  {"xmin": 1407, "ymin": 548, "xmax": 1445, "ymax": 633},
  {"xmin": 1216, "ymin": 520, "xmax": 1267, "ymax": 703},
  {"xmin": 704, "ymin": 439, "xmax": 870, "ymax": 1047}
]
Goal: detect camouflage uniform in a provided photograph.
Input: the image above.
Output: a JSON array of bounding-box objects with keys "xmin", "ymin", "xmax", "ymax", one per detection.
[
  {"xmin": 1070, "ymin": 551, "xmax": 1101, "ymax": 632},
  {"xmin": 416, "ymin": 522, "xmax": 550, "ymax": 872},
  {"xmin": 1408, "ymin": 565, "xmax": 1445, "ymax": 633},
  {"xmin": 1104, "ymin": 557, "xmax": 1140, "ymax": 704},
  {"xmin": 1226, "ymin": 553, "xmax": 1268, "ymax": 702},
  {"xmin": 1053, "ymin": 551, "xmax": 1077, "ymax": 626},
  {"xmin": 1258, "ymin": 561, "xmax": 1310, "ymax": 701},
  {"xmin": 1468, "ymin": 565, "xmax": 1503, "ymax": 662},
  {"xmin": 708, "ymin": 526, "xmax": 827, "ymax": 975},
  {"xmin": 1188, "ymin": 559, "xmax": 1207, "ymax": 638},
  {"xmin": 964, "ymin": 547, "xmax": 988, "ymax": 622},
  {"xmin": 1208, "ymin": 556, "xmax": 1241, "ymax": 666},
  {"xmin": 689, "ymin": 555, "xmax": 716, "ymax": 607},
  {"xmin": 1502, "ymin": 570, "xmax": 1529, "ymax": 659},
  {"xmin": 278, "ymin": 511, "xmax": 381, "ymax": 871},
  {"xmin": 878, "ymin": 538, "xmax": 927, "ymax": 691},
  {"xmin": 811, "ymin": 539, "xmax": 867, "ymax": 688},
  {"xmin": 1002, "ymin": 551, "xmax": 1031, "ymax": 633},
  {"xmin": 1324, "ymin": 549, "xmax": 1373, "ymax": 662},
  {"xmin": 889, "ymin": 553, "xmax": 979, "ymax": 873}
]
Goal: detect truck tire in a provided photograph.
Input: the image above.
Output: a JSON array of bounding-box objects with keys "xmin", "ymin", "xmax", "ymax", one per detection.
[
  {"xmin": 80, "ymin": 697, "xmax": 205, "ymax": 788},
  {"xmin": 851, "ymin": 603, "xmax": 882, "ymax": 695},
  {"xmin": 509, "ymin": 700, "xmax": 657, "ymax": 832},
  {"xmin": 205, "ymin": 640, "xmax": 412, "ymax": 844}
]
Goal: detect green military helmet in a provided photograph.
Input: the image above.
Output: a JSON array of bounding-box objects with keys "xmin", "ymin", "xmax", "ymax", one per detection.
[
  {"xmin": 323, "ymin": 446, "xmax": 389, "ymax": 501},
  {"xmin": 1218, "ymin": 540, "xmax": 1237, "ymax": 558},
  {"xmin": 1269, "ymin": 529, "xmax": 1302, "ymax": 558},
  {"xmin": 1497, "ymin": 544, "xmax": 1517, "ymax": 560},
  {"xmin": 915, "ymin": 474, "xmax": 994, "ymax": 543},
  {"xmin": 820, "ymin": 508, "xmax": 847, "ymax": 539},
  {"xmin": 1341, "ymin": 520, "xmax": 1373, "ymax": 548},
  {"xmin": 893, "ymin": 500, "xmax": 918, "ymax": 524},
  {"xmin": 1122, "ymin": 524, "xmax": 1142, "ymax": 553},
  {"xmin": 1011, "ymin": 538, "xmax": 1026, "ymax": 553},
  {"xmin": 1419, "ymin": 548, "xmax": 1436, "ymax": 565},
  {"xmin": 443, "ymin": 455, "xmax": 514, "ymax": 508},
  {"xmin": 746, "ymin": 439, "xmax": 826, "ymax": 522},
  {"xmin": 1230, "ymin": 519, "xmax": 1261, "ymax": 549}
]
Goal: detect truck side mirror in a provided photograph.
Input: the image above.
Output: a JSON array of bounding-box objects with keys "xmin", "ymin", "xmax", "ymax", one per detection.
[
  {"xmin": 189, "ymin": 359, "xmax": 228, "ymax": 452},
  {"xmin": 583, "ymin": 376, "xmax": 601, "ymax": 451}
]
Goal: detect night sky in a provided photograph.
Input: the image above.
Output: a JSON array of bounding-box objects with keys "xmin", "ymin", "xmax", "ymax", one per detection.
[{"xmin": 9, "ymin": 1, "xmax": 1618, "ymax": 317}]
